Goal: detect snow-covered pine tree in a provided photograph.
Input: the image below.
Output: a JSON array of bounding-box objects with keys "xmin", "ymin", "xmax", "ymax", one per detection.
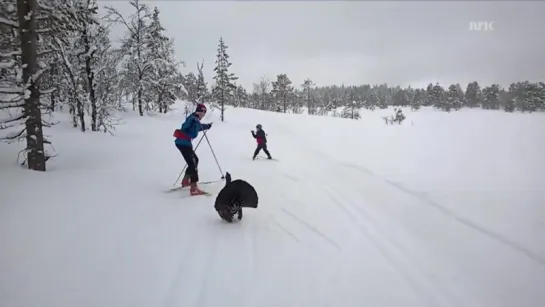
[
  {"xmin": 431, "ymin": 83, "xmax": 445, "ymax": 109},
  {"xmin": 271, "ymin": 73, "xmax": 293, "ymax": 113},
  {"xmin": 377, "ymin": 90, "xmax": 388, "ymax": 109},
  {"xmin": 504, "ymin": 83, "xmax": 516, "ymax": 112},
  {"xmin": 445, "ymin": 84, "xmax": 461, "ymax": 112},
  {"xmin": 526, "ymin": 82, "xmax": 544, "ymax": 112},
  {"xmin": 106, "ymin": 0, "xmax": 153, "ymax": 116},
  {"xmin": 487, "ymin": 84, "xmax": 502, "ymax": 110},
  {"xmin": 340, "ymin": 105, "xmax": 351, "ymax": 118},
  {"xmin": 425, "ymin": 83, "xmax": 434, "ymax": 106},
  {"xmin": 538, "ymin": 82, "xmax": 545, "ymax": 111},
  {"xmin": 51, "ymin": 0, "xmax": 103, "ymax": 131},
  {"xmin": 340, "ymin": 100, "xmax": 360, "ymax": 120},
  {"xmin": 230, "ymin": 82, "xmax": 240, "ymax": 107},
  {"xmin": 39, "ymin": 56, "xmax": 64, "ymax": 112},
  {"xmin": 365, "ymin": 89, "xmax": 378, "ymax": 111},
  {"xmin": 247, "ymin": 89, "xmax": 258, "ymax": 109},
  {"xmin": 371, "ymin": 84, "xmax": 389, "ymax": 109},
  {"xmin": 195, "ymin": 61, "xmax": 209, "ymax": 104},
  {"xmin": 182, "ymin": 72, "xmax": 198, "ymax": 103},
  {"xmin": 411, "ymin": 88, "xmax": 424, "ymax": 110},
  {"xmin": 254, "ymin": 76, "xmax": 271, "ymax": 110},
  {"xmin": 482, "ymin": 84, "xmax": 500, "ymax": 110},
  {"xmin": 464, "ymin": 81, "xmax": 481, "ymax": 108},
  {"xmin": 302, "ymin": 78, "xmax": 315, "ymax": 114},
  {"xmin": 212, "ymin": 37, "xmax": 237, "ymax": 121},
  {"xmin": 234, "ymin": 85, "xmax": 248, "ymax": 108},
  {"xmin": 404, "ymin": 86, "xmax": 415, "ymax": 107},
  {"xmin": 517, "ymin": 82, "xmax": 544, "ymax": 113},
  {"xmin": 93, "ymin": 43, "xmax": 124, "ymax": 133},
  {"xmin": 0, "ymin": 0, "xmax": 59, "ymax": 170},
  {"xmin": 74, "ymin": 0, "xmax": 105, "ymax": 130},
  {"xmin": 393, "ymin": 87, "xmax": 409, "ymax": 107},
  {"xmin": 144, "ymin": 7, "xmax": 184, "ymax": 114},
  {"xmin": 321, "ymin": 91, "xmax": 334, "ymax": 113},
  {"xmin": 455, "ymin": 83, "xmax": 465, "ymax": 106},
  {"xmin": 36, "ymin": 2, "xmax": 73, "ymax": 115},
  {"xmin": 509, "ymin": 82, "xmax": 525, "ymax": 112}
]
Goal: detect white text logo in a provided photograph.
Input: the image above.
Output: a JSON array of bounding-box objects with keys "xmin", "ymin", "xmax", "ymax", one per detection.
[{"xmin": 469, "ymin": 21, "xmax": 495, "ymax": 31}]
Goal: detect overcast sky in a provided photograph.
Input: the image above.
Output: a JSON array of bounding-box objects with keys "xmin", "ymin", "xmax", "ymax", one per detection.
[{"xmin": 99, "ymin": 0, "xmax": 545, "ymax": 90}]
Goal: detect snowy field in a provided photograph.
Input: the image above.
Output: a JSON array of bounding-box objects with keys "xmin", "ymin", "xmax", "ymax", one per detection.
[{"xmin": 1, "ymin": 103, "xmax": 544, "ymax": 307}]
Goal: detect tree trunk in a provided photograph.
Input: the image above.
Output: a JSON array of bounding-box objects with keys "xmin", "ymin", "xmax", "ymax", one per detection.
[
  {"xmin": 77, "ymin": 98, "xmax": 85, "ymax": 132},
  {"xmin": 138, "ymin": 87, "xmax": 143, "ymax": 116},
  {"xmin": 136, "ymin": 23, "xmax": 144, "ymax": 116},
  {"xmin": 221, "ymin": 88, "xmax": 225, "ymax": 121},
  {"xmin": 69, "ymin": 97, "xmax": 77, "ymax": 127},
  {"xmin": 306, "ymin": 89, "xmax": 311, "ymax": 115},
  {"xmin": 50, "ymin": 91, "xmax": 55, "ymax": 111},
  {"xmin": 156, "ymin": 89, "xmax": 163, "ymax": 113},
  {"xmin": 17, "ymin": 0, "xmax": 45, "ymax": 171},
  {"xmin": 83, "ymin": 28, "xmax": 98, "ymax": 131}
]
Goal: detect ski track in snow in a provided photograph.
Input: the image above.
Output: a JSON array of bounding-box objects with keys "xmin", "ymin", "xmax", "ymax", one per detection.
[
  {"xmin": 383, "ymin": 179, "xmax": 545, "ymax": 267},
  {"xmin": 275, "ymin": 128, "xmax": 457, "ymax": 307},
  {"xmin": 1, "ymin": 105, "xmax": 544, "ymax": 307},
  {"xmin": 269, "ymin": 117, "xmax": 544, "ymax": 307}
]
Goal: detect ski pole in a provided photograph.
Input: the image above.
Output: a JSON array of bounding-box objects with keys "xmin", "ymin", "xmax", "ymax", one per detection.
[
  {"xmin": 204, "ymin": 132, "xmax": 225, "ymax": 179},
  {"xmin": 172, "ymin": 132, "xmax": 206, "ymax": 186}
]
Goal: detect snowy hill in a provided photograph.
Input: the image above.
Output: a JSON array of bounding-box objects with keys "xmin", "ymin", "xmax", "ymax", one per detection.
[{"xmin": 1, "ymin": 103, "xmax": 544, "ymax": 307}]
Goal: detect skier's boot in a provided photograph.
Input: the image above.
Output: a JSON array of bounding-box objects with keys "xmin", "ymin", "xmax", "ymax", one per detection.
[
  {"xmin": 252, "ymin": 155, "xmax": 257, "ymax": 160},
  {"xmin": 181, "ymin": 175, "xmax": 190, "ymax": 187},
  {"xmin": 190, "ymin": 182, "xmax": 207, "ymax": 196},
  {"xmin": 267, "ymin": 156, "xmax": 272, "ymax": 160}
]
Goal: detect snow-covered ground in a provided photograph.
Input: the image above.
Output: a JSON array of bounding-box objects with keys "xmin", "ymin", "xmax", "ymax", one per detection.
[{"xmin": 1, "ymin": 104, "xmax": 544, "ymax": 307}]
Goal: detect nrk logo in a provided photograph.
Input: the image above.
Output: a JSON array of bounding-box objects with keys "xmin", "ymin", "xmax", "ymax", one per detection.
[{"xmin": 469, "ymin": 21, "xmax": 495, "ymax": 32}]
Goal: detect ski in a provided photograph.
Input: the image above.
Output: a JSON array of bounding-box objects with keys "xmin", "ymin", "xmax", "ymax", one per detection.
[
  {"xmin": 255, "ymin": 156, "xmax": 279, "ymax": 161},
  {"xmin": 180, "ymin": 191, "xmax": 213, "ymax": 198},
  {"xmin": 164, "ymin": 178, "xmax": 224, "ymax": 193}
]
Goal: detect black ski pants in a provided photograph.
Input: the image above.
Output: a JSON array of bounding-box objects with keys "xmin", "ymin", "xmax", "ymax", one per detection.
[
  {"xmin": 176, "ymin": 144, "xmax": 199, "ymax": 183},
  {"xmin": 253, "ymin": 143, "xmax": 271, "ymax": 158}
]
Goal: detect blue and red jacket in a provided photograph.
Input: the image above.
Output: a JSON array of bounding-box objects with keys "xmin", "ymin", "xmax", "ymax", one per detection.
[
  {"xmin": 252, "ymin": 129, "xmax": 267, "ymax": 145},
  {"xmin": 174, "ymin": 113, "xmax": 211, "ymax": 147}
]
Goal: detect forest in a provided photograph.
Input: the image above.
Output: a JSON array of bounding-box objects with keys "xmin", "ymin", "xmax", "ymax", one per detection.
[{"xmin": 1, "ymin": 0, "xmax": 544, "ymax": 171}]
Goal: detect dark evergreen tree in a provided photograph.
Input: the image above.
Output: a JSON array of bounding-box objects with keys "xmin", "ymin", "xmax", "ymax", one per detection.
[
  {"xmin": 212, "ymin": 37, "xmax": 237, "ymax": 121},
  {"xmin": 431, "ymin": 83, "xmax": 445, "ymax": 109},
  {"xmin": 445, "ymin": 84, "xmax": 462, "ymax": 112},
  {"xmin": 271, "ymin": 74, "xmax": 294, "ymax": 113},
  {"xmin": 411, "ymin": 88, "xmax": 424, "ymax": 111},
  {"xmin": 465, "ymin": 81, "xmax": 481, "ymax": 108},
  {"xmin": 195, "ymin": 61, "xmax": 209, "ymax": 104},
  {"xmin": 482, "ymin": 84, "xmax": 501, "ymax": 110},
  {"xmin": 302, "ymin": 78, "xmax": 315, "ymax": 114}
]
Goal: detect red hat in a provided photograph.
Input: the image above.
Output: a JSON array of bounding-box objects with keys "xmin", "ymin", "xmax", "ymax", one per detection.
[{"xmin": 196, "ymin": 103, "xmax": 207, "ymax": 113}]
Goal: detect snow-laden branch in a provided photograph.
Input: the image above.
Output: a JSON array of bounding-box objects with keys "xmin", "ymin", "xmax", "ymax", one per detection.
[
  {"xmin": 0, "ymin": 87, "xmax": 24, "ymax": 94},
  {"xmin": 39, "ymin": 88, "xmax": 56, "ymax": 95},
  {"xmin": 36, "ymin": 27, "xmax": 52, "ymax": 34},
  {"xmin": 1, "ymin": 127, "xmax": 26, "ymax": 142},
  {"xmin": 104, "ymin": 6, "xmax": 136, "ymax": 37},
  {"xmin": 0, "ymin": 16, "xmax": 18, "ymax": 28},
  {"xmin": 0, "ymin": 100, "xmax": 24, "ymax": 109},
  {"xmin": 0, "ymin": 59, "xmax": 16, "ymax": 69},
  {"xmin": 0, "ymin": 112, "xmax": 25, "ymax": 127},
  {"xmin": 0, "ymin": 50, "xmax": 22, "ymax": 58}
]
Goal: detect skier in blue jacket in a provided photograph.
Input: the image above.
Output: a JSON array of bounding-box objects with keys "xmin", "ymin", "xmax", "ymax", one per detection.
[{"xmin": 173, "ymin": 103, "xmax": 212, "ymax": 195}]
